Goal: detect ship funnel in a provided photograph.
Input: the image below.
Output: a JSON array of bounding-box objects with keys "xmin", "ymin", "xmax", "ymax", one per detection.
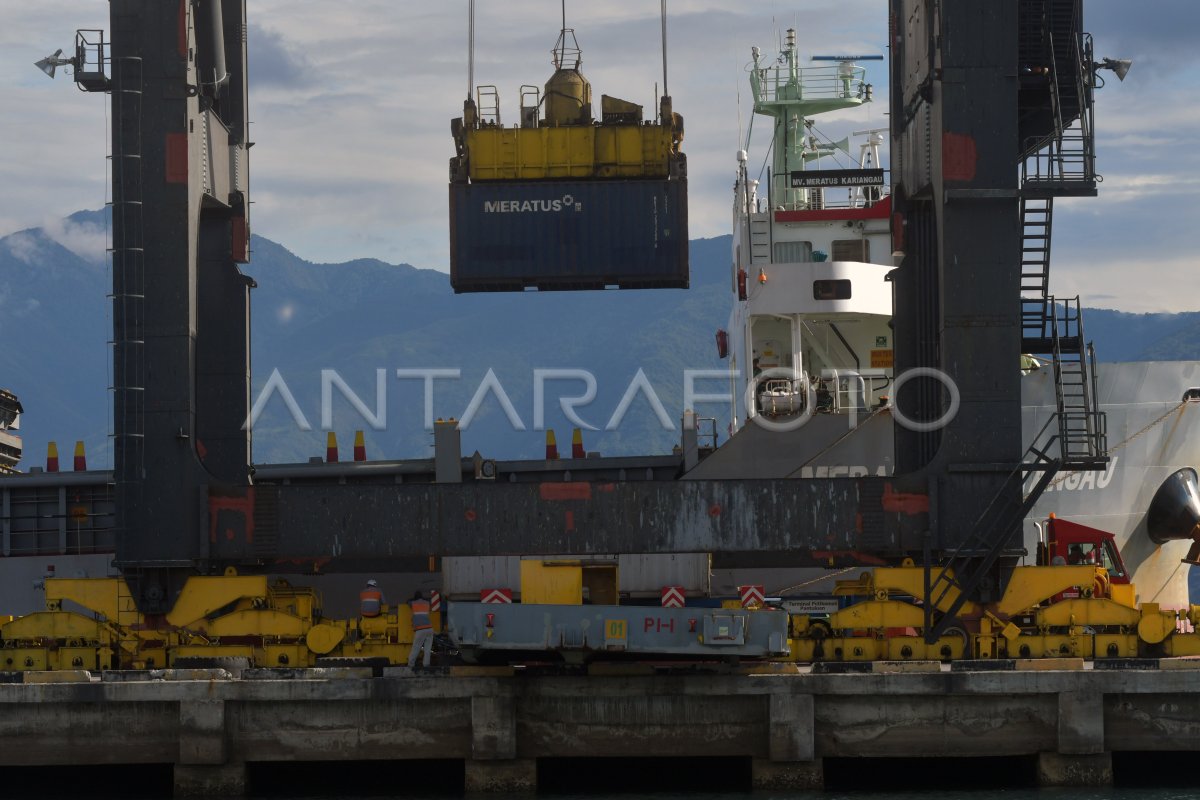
[
  {"xmin": 1146, "ymin": 469, "xmax": 1200, "ymax": 560},
  {"xmin": 545, "ymin": 27, "xmax": 591, "ymax": 126}
]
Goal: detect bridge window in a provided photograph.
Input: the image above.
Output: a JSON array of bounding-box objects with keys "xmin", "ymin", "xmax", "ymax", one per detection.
[
  {"xmin": 813, "ymin": 279, "xmax": 852, "ymax": 300},
  {"xmin": 832, "ymin": 239, "xmax": 869, "ymax": 261},
  {"xmin": 773, "ymin": 240, "xmax": 812, "ymax": 262}
]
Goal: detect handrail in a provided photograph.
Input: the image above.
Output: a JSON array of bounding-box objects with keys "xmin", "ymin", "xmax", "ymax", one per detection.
[
  {"xmin": 753, "ymin": 64, "xmax": 867, "ymax": 105},
  {"xmin": 770, "ymin": 170, "xmax": 890, "ymax": 211}
]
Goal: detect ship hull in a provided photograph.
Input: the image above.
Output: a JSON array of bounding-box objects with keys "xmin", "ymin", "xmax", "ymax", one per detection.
[{"xmin": 695, "ymin": 360, "xmax": 1200, "ymax": 607}]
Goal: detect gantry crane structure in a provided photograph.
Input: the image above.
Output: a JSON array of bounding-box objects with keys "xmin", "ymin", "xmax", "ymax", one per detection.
[{"xmin": 25, "ymin": 0, "xmax": 1106, "ymax": 616}]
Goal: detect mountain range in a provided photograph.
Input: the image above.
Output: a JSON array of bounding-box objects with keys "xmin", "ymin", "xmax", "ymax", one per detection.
[{"xmin": 2, "ymin": 210, "xmax": 1198, "ymax": 470}]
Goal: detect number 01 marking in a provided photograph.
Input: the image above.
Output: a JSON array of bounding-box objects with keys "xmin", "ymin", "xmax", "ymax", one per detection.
[{"xmin": 605, "ymin": 619, "xmax": 627, "ymax": 640}]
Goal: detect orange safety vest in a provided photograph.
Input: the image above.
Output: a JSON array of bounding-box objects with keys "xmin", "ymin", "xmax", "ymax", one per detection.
[
  {"xmin": 411, "ymin": 599, "xmax": 432, "ymax": 631},
  {"xmin": 360, "ymin": 587, "xmax": 383, "ymax": 617}
]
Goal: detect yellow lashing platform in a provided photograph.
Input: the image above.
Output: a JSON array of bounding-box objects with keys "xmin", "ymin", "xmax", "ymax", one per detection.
[{"xmin": 465, "ymin": 124, "xmax": 676, "ymax": 181}]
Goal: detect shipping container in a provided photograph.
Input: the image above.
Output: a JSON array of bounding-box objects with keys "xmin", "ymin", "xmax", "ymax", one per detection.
[
  {"xmin": 617, "ymin": 553, "xmax": 711, "ymax": 599},
  {"xmin": 442, "ymin": 553, "xmax": 710, "ymax": 600},
  {"xmin": 449, "ymin": 178, "xmax": 689, "ymax": 292}
]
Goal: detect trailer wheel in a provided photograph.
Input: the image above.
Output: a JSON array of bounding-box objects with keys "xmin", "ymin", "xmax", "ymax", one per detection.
[
  {"xmin": 808, "ymin": 620, "xmax": 833, "ymax": 639},
  {"xmin": 941, "ymin": 625, "xmax": 969, "ymax": 661}
]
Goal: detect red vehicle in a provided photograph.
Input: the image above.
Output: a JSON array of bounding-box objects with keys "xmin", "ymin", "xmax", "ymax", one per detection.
[{"xmin": 1036, "ymin": 515, "xmax": 1130, "ymax": 596}]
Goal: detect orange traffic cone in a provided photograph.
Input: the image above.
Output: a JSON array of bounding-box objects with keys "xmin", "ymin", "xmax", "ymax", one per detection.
[
  {"xmin": 353, "ymin": 430, "xmax": 366, "ymax": 462},
  {"xmin": 46, "ymin": 442, "xmax": 60, "ymax": 472},
  {"xmin": 545, "ymin": 429, "xmax": 559, "ymax": 460},
  {"xmin": 571, "ymin": 428, "xmax": 585, "ymax": 459},
  {"xmin": 73, "ymin": 441, "xmax": 87, "ymax": 471},
  {"xmin": 326, "ymin": 432, "xmax": 338, "ymax": 463}
]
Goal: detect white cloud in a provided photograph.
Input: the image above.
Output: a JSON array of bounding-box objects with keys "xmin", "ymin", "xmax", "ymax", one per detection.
[
  {"xmin": 1, "ymin": 2, "xmax": 1194, "ymax": 318},
  {"xmin": 1058, "ymin": 173, "xmax": 1200, "ymax": 207},
  {"xmin": 40, "ymin": 216, "xmax": 107, "ymax": 264},
  {"xmin": 2, "ymin": 231, "xmax": 41, "ymax": 265},
  {"xmin": 1, "ymin": 2, "xmax": 887, "ymax": 271},
  {"xmin": 1054, "ymin": 254, "xmax": 1200, "ymax": 314}
]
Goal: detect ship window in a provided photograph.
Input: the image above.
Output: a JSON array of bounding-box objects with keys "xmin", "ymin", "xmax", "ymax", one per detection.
[
  {"xmin": 773, "ymin": 241, "xmax": 813, "ymax": 263},
  {"xmin": 813, "ymin": 279, "xmax": 852, "ymax": 300},
  {"xmin": 832, "ymin": 239, "xmax": 869, "ymax": 261}
]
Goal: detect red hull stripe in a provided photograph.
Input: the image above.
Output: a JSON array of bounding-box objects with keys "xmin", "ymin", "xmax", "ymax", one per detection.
[{"xmin": 774, "ymin": 195, "xmax": 892, "ymax": 223}]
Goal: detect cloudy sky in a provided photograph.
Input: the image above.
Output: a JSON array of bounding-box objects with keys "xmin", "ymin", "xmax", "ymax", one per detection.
[{"xmin": 2, "ymin": 1, "xmax": 1197, "ymax": 312}]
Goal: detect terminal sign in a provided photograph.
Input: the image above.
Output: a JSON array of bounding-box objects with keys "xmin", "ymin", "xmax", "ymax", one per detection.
[{"xmin": 790, "ymin": 168, "xmax": 886, "ymax": 189}]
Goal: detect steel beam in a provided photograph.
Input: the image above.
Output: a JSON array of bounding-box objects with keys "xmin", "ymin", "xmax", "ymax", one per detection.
[{"xmin": 195, "ymin": 476, "xmax": 929, "ymax": 572}]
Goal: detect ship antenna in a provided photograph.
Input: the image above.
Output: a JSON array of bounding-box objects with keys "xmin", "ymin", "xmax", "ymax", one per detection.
[
  {"xmin": 736, "ymin": 79, "xmax": 742, "ymax": 151},
  {"xmin": 660, "ymin": 0, "xmax": 669, "ymax": 99},
  {"xmin": 467, "ymin": 0, "xmax": 475, "ymax": 100}
]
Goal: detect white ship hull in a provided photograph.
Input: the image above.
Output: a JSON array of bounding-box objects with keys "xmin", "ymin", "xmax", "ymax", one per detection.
[{"xmin": 692, "ymin": 360, "xmax": 1200, "ymax": 607}]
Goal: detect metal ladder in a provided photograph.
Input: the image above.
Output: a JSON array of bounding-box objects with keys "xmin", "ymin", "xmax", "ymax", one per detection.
[
  {"xmin": 1049, "ymin": 299, "xmax": 1107, "ymax": 465},
  {"xmin": 748, "ymin": 218, "xmax": 771, "ymax": 264},
  {"xmin": 923, "ymin": 423, "xmax": 1063, "ymax": 644},
  {"xmin": 1020, "ymin": 196, "xmax": 1052, "ymax": 297},
  {"xmin": 108, "ymin": 55, "xmax": 147, "ymax": 571},
  {"xmin": 1019, "ymin": 196, "xmax": 1053, "ymax": 342}
]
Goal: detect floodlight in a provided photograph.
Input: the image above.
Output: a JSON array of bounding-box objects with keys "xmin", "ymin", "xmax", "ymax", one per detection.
[
  {"xmin": 1102, "ymin": 58, "xmax": 1133, "ymax": 82},
  {"xmin": 35, "ymin": 48, "xmax": 74, "ymax": 79},
  {"xmin": 1092, "ymin": 57, "xmax": 1133, "ymax": 87}
]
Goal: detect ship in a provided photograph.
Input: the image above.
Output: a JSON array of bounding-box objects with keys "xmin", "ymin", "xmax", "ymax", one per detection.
[
  {"xmin": 687, "ymin": 29, "xmax": 1200, "ymax": 607},
  {"xmin": 0, "ymin": 389, "xmax": 22, "ymax": 475}
]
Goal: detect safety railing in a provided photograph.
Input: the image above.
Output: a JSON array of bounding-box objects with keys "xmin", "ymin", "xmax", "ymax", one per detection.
[
  {"xmin": 770, "ymin": 170, "xmax": 890, "ymax": 212},
  {"xmin": 754, "ymin": 63, "xmax": 868, "ymax": 104},
  {"xmin": 475, "ymin": 85, "xmax": 500, "ymax": 126},
  {"xmin": 1021, "ymin": 33, "xmax": 1096, "ymax": 194}
]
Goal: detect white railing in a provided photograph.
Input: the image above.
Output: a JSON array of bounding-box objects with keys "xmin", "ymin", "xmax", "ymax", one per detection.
[{"xmin": 755, "ymin": 64, "xmax": 868, "ymax": 104}]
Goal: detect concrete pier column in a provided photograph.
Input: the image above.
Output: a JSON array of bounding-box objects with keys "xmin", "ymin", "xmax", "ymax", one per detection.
[
  {"xmin": 179, "ymin": 700, "xmax": 227, "ymax": 764},
  {"xmin": 467, "ymin": 693, "xmax": 532, "ymax": 791},
  {"xmin": 1058, "ymin": 691, "xmax": 1105, "ymax": 754},
  {"xmin": 752, "ymin": 758, "xmax": 824, "ymax": 790},
  {"xmin": 768, "ymin": 693, "xmax": 815, "ymax": 761},
  {"xmin": 754, "ymin": 693, "xmax": 821, "ymax": 789},
  {"xmin": 1041, "ymin": 691, "xmax": 1112, "ymax": 786},
  {"xmin": 465, "ymin": 758, "xmax": 537, "ymax": 793},
  {"xmin": 173, "ymin": 763, "xmax": 247, "ymax": 797},
  {"xmin": 471, "ymin": 694, "xmax": 516, "ymax": 760},
  {"xmin": 1037, "ymin": 752, "xmax": 1113, "ymax": 787}
]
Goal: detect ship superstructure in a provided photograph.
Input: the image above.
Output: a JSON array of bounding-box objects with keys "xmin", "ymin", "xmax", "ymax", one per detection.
[
  {"xmin": 693, "ymin": 24, "xmax": 1200, "ymax": 610},
  {"xmin": 0, "ymin": 390, "xmax": 22, "ymax": 474},
  {"xmin": 727, "ymin": 32, "xmax": 892, "ymax": 431}
]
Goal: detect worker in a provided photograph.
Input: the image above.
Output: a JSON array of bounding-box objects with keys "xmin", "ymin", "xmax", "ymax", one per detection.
[
  {"xmin": 360, "ymin": 579, "xmax": 384, "ymax": 618},
  {"xmin": 1067, "ymin": 544, "xmax": 1085, "ymax": 565},
  {"xmin": 408, "ymin": 590, "xmax": 434, "ymax": 670}
]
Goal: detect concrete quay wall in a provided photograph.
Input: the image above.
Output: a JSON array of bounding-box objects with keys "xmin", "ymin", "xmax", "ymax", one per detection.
[{"xmin": 0, "ymin": 667, "xmax": 1197, "ymax": 794}]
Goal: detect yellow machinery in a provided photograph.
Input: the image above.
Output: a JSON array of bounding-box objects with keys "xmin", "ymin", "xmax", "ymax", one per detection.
[
  {"xmin": 4, "ymin": 557, "xmax": 1200, "ymax": 671},
  {"xmin": 450, "ymin": 28, "xmax": 684, "ymax": 184},
  {"xmin": 0, "ymin": 574, "xmax": 439, "ymax": 672},
  {"xmin": 787, "ymin": 563, "xmax": 1200, "ymax": 662}
]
